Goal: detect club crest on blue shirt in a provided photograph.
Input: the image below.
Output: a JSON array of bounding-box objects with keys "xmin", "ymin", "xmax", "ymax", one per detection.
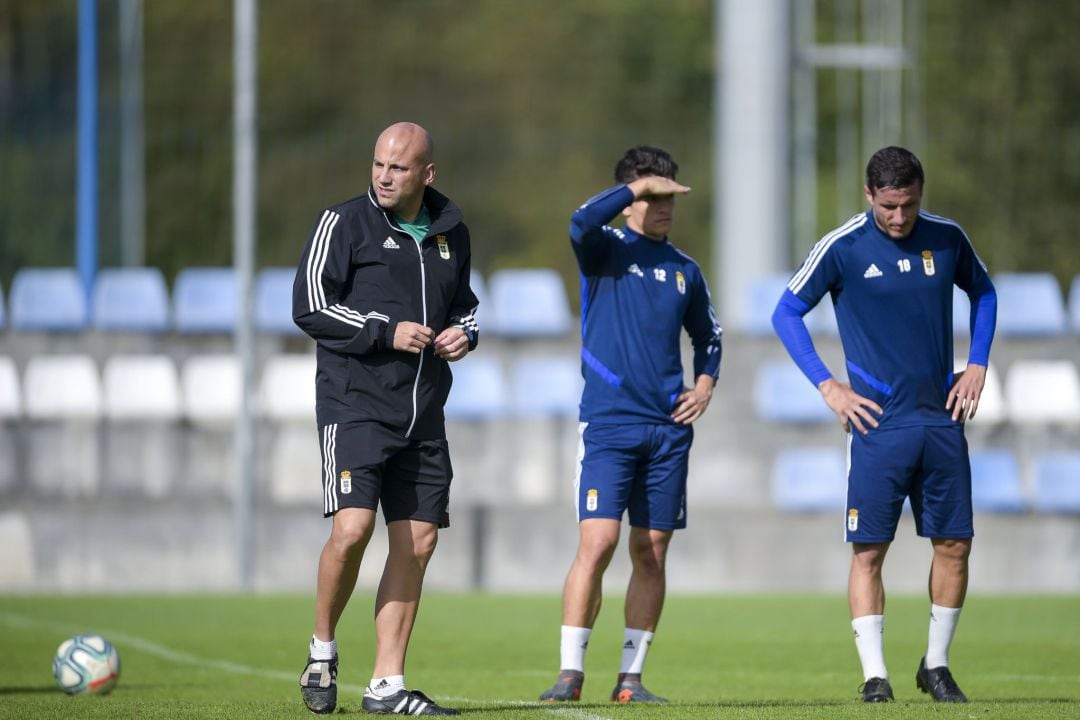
[
  {"xmin": 921, "ymin": 249, "xmax": 935, "ymax": 276},
  {"xmin": 437, "ymin": 235, "xmax": 450, "ymax": 260},
  {"xmin": 586, "ymin": 488, "xmax": 599, "ymax": 512},
  {"xmin": 676, "ymin": 271, "xmax": 686, "ymax": 295},
  {"xmin": 847, "ymin": 507, "xmax": 858, "ymax": 531}
]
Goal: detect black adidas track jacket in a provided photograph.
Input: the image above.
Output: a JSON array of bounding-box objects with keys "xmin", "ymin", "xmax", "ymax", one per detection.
[{"xmin": 292, "ymin": 185, "xmax": 479, "ymax": 438}]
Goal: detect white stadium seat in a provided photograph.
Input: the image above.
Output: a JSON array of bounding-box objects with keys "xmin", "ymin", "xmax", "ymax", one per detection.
[
  {"xmin": 23, "ymin": 355, "xmax": 101, "ymax": 419},
  {"xmin": 0, "ymin": 357, "xmax": 21, "ymax": 418},
  {"xmin": 182, "ymin": 354, "xmax": 241, "ymax": 422},
  {"xmin": 1004, "ymin": 360, "xmax": 1080, "ymax": 424},
  {"xmin": 259, "ymin": 354, "xmax": 316, "ymax": 421},
  {"xmin": 103, "ymin": 355, "xmax": 181, "ymax": 420}
]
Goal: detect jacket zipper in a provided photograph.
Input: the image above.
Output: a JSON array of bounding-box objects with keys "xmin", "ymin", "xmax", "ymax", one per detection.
[{"xmin": 404, "ymin": 239, "xmax": 427, "ymax": 438}]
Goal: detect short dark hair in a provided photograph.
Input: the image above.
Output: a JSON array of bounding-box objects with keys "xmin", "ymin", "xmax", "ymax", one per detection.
[
  {"xmin": 614, "ymin": 146, "xmax": 678, "ymax": 184},
  {"xmin": 865, "ymin": 146, "xmax": 924, "ymax": 193}
]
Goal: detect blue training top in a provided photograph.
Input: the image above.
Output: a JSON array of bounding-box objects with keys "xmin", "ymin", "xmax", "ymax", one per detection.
[
  {"xmin": 772, "ymin": 209, "xmax": 997, "ymax": 430},
  {"xmin": 571, "ymin": 184, "xmax": 723, "ymax": 424}
]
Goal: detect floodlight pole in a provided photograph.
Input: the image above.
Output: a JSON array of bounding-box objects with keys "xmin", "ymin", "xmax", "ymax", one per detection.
[
  {"xmin": 76, "ymin": 0, "xmax": 98, "ymax": 300},
  {"xmin": 233, "ymin": 0, "xmax": 258, "ymax": 590}
]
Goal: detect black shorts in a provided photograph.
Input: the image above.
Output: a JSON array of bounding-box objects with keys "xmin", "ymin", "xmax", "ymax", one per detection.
[{"xmin": 318, "ymin": 421, "xmax": 453, "ymax": 528}]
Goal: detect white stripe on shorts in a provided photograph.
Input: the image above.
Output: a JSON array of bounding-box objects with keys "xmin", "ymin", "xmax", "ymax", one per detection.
[
  {"xmin": 573, "ymin": 422, "xmax": 587, "ymax": 520},
  {"xmin": 322, "ymin": 424, "xmax": 338, "ymax": 514}
]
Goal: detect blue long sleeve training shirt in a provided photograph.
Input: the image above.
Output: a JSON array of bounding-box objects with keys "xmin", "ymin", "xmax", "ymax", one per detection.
[
  {"xmin": 571, "ymin": 184, "xmax": 723, "ymax": 424},
  {"xmin": 772, "ymin": 209, "xmax": 997, "ymax": 430}
]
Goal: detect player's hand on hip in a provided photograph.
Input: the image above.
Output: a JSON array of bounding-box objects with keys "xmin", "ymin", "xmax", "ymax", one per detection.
[
  {"xmin": 818, "ymin": 378, "xmax": 882, "ymax": 435},
  {"xmin": 947, "ymin": 364, "xmax": 986, "ymax": 422},
  {"xmin": 433, "ymin": 327, "xmax": 469, "ymax": 361},
  {"xmin": 671, "ymin": 378, "xmax": 713, "ymax": 425},
  {"xmin": 393, "ymin": 321, "xmax": 434, "ymax": 354}
]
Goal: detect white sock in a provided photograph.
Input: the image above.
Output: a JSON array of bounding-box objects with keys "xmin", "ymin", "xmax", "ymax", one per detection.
[
  {"xmin": 620, "ymin": 628, "xmax": 654, "ymax": 674},
  {"xmin": 851, "ymin": 615, "xmax": 888, "ymax": 680},
  {"xmin": 926, "ymin": 604, "xmax": 962, "ymax": 668},
  {"xmin": 559, "ymin": 625, "xmax": 592, "ymax": 672},
  {"xmin": 369, "ymin": 675, "xmax": 405, "ymax": 698},
  {"xmin": 309, "ymin": 635, "xmax": 336, "ymax": 661}
]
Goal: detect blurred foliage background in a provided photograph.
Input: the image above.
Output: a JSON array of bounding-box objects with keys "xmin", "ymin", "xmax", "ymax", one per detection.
[{"xmin": 1, "ymin": 0, "xmax": 1078, "ymax": 304}]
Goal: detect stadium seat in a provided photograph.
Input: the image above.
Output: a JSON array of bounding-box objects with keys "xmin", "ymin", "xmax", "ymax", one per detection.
[
  {"xmin": 0, "ymin": 356, "xmax": 20, "ymax": 418},
  {"xmin": 23, "ymin": 354, "xmax": 101, "ymax": 419},
  {"xmin": 91, "ymin": 267, "xmax": 170, "ymax": 332},
  {"xmin": 487, "ymin": 268, "xmax": 573, "ymax": 338},
  {"xmin": 469, "ymin": 269, "xmax": 489, "ymax": 331},
  {"xmin": 742, "ymin": 273, "xmax": 790, "ymax": 336},
  {"xmin": 102, "ymin": 355, "xmax": 181, "ymax": 420},
  {"xmin": 1031, "ymin": 451, "xmax": 1080, "ymax": 513},
  {"xmin": 1004, "ymin": 360, "xmax": 1080, "ymax": 424},
  {"xmin": 509, "ymin": 355, "xmax": 582, "ymax": 417},
  {"xmin": 443, "ymin": 356, "xmax": 508, "ymax": 421},
  {"xmin": 181, "ymin": 354, "xmax": 241, "ymax": 422},
  {"xmin": 254, "ymin": 267, "xmax": 302, "ymax": 335},
  {"xmin": 969, "ymin": 449, "xmax": 1026, "ymax": 512},
  {"xmin": 953, "ymin": 361, "xmax": 1006, "ymax": 425},
  {"xmin": 805, "ymin": 295, "xmax": 840, "ymax": 337},
  {"xmin": 173, "ymin": 268, "xmax": 237, "ymax": 333},
  {"xmin": 770, "ymin": 446, "xmax": 848, "ymax": 512},
  {"xmin": 993, "ymin": 272, "xmax": 1067, "ymax": 336},
  {"xmin": 952, "ymin": 286, "xmax": 972, "ymax": 336},
  {"xmin": 258, "ymin": 354, "xmax": 316, "ymax": 421},
  {"xmin": 753, "ymin": 359, "xmax": 834, "ymax": 423},
  {"xmin": 9, "ymin": 268, "xmax": 88, "ymax": 331},
  {"xmin": 1069, "ymin": 275, "xmax": 1080, "ymax": 335}
]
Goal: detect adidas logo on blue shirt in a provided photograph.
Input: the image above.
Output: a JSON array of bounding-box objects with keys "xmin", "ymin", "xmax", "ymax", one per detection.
[{"xmin": 863, "ymin": 263, "xmax": 883, "ymax": 279}]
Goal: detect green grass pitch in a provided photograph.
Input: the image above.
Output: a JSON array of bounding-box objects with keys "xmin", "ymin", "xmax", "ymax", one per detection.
[{"xmin": 0, "ymin": 593, "xmax": 1076, "ymax": 719}]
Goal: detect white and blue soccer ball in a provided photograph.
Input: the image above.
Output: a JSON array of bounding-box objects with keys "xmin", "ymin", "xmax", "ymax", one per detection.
[{"xmin": 52, "ymin": 634, "xmax": 121, "ymax": 695}]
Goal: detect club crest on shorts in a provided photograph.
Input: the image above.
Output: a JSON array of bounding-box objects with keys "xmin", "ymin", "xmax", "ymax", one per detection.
[
  {"xmin": 847, "ymin": 508, "xmax": 859, "ymax": 532},
  {"xmin": 339, "ymin": 470, "xmax": 352, "ymax": 495},
  {"xmin": 436, "ymin": 235, "xmax": 450, "ymax": 260},
  {"xmin": 676, "ymin": 271, "xmax": 686, "ymax": 295},
  {"xmin": 586, "ymin": 488, "xmax": 599, "ymax": 512},
  {"xmin": 921, "ymin": 249, "xmax": 935, "ymax": 276}
]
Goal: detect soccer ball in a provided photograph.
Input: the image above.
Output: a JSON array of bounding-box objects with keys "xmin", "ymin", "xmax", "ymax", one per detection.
[{"xmin": 52, "ymin": 634, "xmax": 121, "ymax": 695}]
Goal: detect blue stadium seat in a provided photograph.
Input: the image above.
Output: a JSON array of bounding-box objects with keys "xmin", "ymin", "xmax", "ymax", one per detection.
[
  {"xmin": 969, "ymin": 449, "xmax": 1026, "ymax": 512},
  {"xmin": 487, "ymin": 268, "xmax": 573, "ymax": 338},
  {"xmin": 753, "ymin": 359, "xmax": 834, "ymax": 423},
  {"xmin": 1069, "ymin": 275, "xmax": 1080, "ymax": 334},
  {"xmin": 254, "ymin": 267, "xmax": 302, "ymax": 335},
  {"xmin": 91, "ymin": 267, "xmax": 170, "ymax": 332},
  {"xmin": 9, "ymin": 268, "xmax": 88, "ymax": 331},
  {"xmin": 1032, "ymin": 452, "xmax": 1080, "ymax": 513},
  {"xmin": 510, "ymin": 355, "xmax": 582, "ymax": 417},
  {"xmin": 742, "ymin": 273, "xmax": 790, "ymax": 336},
  {"xmin": 993, "ymin": 272, "xmax": 1067, "ymax": 336},
  {"xmin": 770, "ymin": 447, "xmax": 847, "ymax": 512},
  {"xmin": 443, "ymin": 356, "xmax": 508, "ymax": 421},
  {"xmin": 173, "ymin": 268, "xmax": 237, "ymax": 333}
]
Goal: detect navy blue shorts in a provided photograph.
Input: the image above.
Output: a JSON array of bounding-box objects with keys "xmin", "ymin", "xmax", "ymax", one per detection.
[
  {"xmin": 318, "ymin": 421, "xmax": 453, "ymax": 527},
  {"xmin": 574, "ymin": 422, "xmax": 692, "ymax": 530},
  {"xmin": 845, "ymin": 424, "xmax": 973, "ymax": 543}
]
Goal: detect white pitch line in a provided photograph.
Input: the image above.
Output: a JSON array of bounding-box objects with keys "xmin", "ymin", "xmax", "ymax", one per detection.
[{"xmin": 1, "ymin": 611, "xmax": 365, "ymax": 694}]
